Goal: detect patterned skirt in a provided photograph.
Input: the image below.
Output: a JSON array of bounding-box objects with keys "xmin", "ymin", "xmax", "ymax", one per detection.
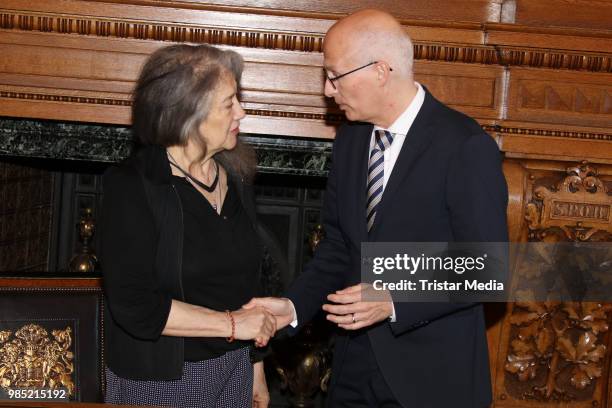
[{"xmin": 105, "ymin": 347, "xmax": 253, "ymax": 407}]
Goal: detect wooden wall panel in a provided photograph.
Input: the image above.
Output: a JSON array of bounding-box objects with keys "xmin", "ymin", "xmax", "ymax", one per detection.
[
  {"xmin": 0, "ymin": 0, "xmax": 334, "ymax": 39},
  {"xmin": 500, "ymin": 133, "xmax": 612, "ymax": 164},
  {"xmin": 485, "ymin": 24, "xmax": 612, "ymax": 54},
  {"xmin": 0, "ymin": 44, "xmax": 144, "ymax": 82},
  {"xmin": 506, "ymin": 68, "xmax": 612, "ymax": 129},
  {"xmin": 415, "ymin": 61, "xmax": 504, "ymax": 122},
  {"xmin": 0, "ymin": 0, "xmax": 609, "ymax": 155},
  {"xmin": 86, "ymin": 0, "xmax": 505, "ymax": 24},
  {"xmin": 513, "ymin": 0, "xmax": 612, "ymax": 30},
  {"xmin": 0, "ymin": 29, "xmax": 511, "ymax": 137},
  {"xmin": 490, "ymin": 160, "xmax": 612, "ymax": 408}
]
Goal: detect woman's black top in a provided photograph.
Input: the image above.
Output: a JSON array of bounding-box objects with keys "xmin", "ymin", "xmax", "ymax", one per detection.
[
  {"xmin": 173, "ymin": 175, "xmax": 263, "ymax": 361},
  {"xmin": 103, "ymin": 145, "xmax": 268, "ymax": 379}
]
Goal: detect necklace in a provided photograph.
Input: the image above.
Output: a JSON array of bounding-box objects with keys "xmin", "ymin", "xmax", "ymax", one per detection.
[{"xmin": 167, "ymin": 153, "xmax": 219, "ymax": 193}]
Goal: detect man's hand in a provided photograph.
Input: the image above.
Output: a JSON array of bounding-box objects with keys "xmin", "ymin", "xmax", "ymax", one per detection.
[
  {"xmin": 252, "ymin": 361, "xmax": 269, "ymax": 408},
  {"xmin": 323, "ymin": 283, "xmax": 393, "ymax": 330},
  {"xmin": 243, "ymin": 297, "xmax": 296, "ymax": 330},
  {"xmin": 231, "ymin": 306, "xmax": 277, "ymax": 347}
]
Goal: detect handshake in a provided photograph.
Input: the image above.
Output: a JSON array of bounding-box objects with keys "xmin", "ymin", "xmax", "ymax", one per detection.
[
  {"xmin": 230, "ymin": 297, "xmax": 295, "ymax": 348},
  {"xmin": 233, "ymin": 284, "xmax": 394, "ymax": 348}
]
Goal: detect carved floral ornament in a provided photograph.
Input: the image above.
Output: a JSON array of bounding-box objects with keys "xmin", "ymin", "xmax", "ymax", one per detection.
[
  {"xmin": 0, "ymin": 324, "xmax": 75, "ymax": 396},
  {"xmin": 505, "ymin": 301, "xmax": 610, "ymax": 401},
  {"xmin": 525, "ymin": 163, "xmax": 611, "ymax": 242},
  {"xmin": 502, "ymin": 163, "xmax": 612, "ymax": 402}
]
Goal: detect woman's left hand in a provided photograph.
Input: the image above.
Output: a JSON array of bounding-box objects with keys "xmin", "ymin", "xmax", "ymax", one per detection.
[{"xmin": 252, "ymin": 361, "xmax": 269, "ymax": 408}]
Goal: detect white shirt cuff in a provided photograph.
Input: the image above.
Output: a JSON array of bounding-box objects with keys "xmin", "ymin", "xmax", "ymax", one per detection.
[
  {"xmin": 389, "ymin": 302, "xmax": 397, "ymax": 322},
  {"xmin": 288, "ymin": 299, "xmax": 298, "ymax": 328}
]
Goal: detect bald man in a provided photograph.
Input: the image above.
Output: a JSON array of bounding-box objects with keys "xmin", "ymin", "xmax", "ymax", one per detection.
[{"xmin": 245, "ymin": 9, "xmax": 508, "ymax": 407}]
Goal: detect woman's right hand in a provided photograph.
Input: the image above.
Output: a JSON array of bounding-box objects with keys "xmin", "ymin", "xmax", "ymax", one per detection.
[{"xmin": 230, "ymin": 306, "xmax": 277, "ymax": 346}]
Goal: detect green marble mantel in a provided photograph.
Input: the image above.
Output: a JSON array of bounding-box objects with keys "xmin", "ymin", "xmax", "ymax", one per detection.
[{"xmin": 0, "ymin": 117, "xmax": 332, "ymax": 177}]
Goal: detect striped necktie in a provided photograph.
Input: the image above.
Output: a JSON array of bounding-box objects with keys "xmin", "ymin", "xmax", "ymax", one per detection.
[{"xmin": 367, "ymin": 129, "xmax": 394, "ymax": 232}]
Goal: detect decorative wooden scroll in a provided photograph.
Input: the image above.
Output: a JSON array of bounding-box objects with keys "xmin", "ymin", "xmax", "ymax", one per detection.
[{"xmin": 492, "ymin": 162, "xmax": 612, "ymax": 407}]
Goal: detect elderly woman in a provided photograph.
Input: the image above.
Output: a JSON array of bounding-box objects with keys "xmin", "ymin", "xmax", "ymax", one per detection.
[{"xmin": 101, "ymin": 44, "xmax": 275, "ymax": 407}]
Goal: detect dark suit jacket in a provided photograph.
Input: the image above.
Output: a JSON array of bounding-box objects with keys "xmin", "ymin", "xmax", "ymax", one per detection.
[{"xmin": 286, "ymin": 89, "xmax": 508, "ymax": 408}]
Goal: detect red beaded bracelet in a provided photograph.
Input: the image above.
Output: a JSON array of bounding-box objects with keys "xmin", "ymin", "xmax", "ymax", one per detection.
[{"xmin": 225, "ymin": 310, "xmax": 235, "ymax": 343}]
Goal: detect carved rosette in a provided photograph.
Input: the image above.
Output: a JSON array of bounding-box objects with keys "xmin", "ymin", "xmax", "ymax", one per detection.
[
  {"xmin": 0, "ymin": 324, "xmax": 75, "ymax": 396},
  {"xmin": 501, "ymin": 163, "xmax": 612, "ymax": 404}
]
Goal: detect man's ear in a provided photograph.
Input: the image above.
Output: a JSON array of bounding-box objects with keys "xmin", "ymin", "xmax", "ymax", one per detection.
[{"xmin": 376, "ymin": 63, "xmax": 391, "ymax": 85}]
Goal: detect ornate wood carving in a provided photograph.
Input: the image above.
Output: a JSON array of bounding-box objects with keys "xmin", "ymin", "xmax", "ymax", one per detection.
[
  {"xmin": 1, "ymin": 1, "xmax": 611, "ymax": 144},
  {"xmin": 0, "ymin": 91, "xmax": 131, "ymax": 107},
  {"xmin": 525, "ymin": 163, "xmax": 611, "ymax": 242},
  {"xmin": 491, "ymin": 126, "xmax": 612, "ymax": 142},
  {"xmin": 493, "ymin": 162, "xmax": 612, "ymax": 407},
  {"xmin": 0, "ymin": 8, "xmax": 610, "ymax": 73},
  {"xmin": 0, "ymin": 11, "xmax": 327, "ymax": 52},
  {"xmin": 509, "ymin": 73, "xmax": 612, "ymax": 129},
  {"xmin": 88, "ymin": 0, "xmax": 503, "ymax": 23},
  {"xmin": 503, "ymin": 301, "xmax": 610, "ymax": 403},
  {"xmin": 497, "ymin": 47, "xmax": 611, "ymax": 73}
]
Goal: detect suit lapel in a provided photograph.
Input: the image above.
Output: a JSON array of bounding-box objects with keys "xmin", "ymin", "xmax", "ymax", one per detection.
[
  {"xmin": 346, "ymin": 123, "xmax": 372, "ymax": 243},
  {"xmin": 369, "ymin": 90, "xmax": 438, "ymax": 233}
]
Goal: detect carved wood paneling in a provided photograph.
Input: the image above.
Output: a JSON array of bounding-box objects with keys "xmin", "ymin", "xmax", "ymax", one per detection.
[
  {"xmin": 499, "ymin": 134, "xmax": 612, "ymax": 165},
  {"xmin": 513, "ymin": 0, "xmax": 612, "ymax": 31},
  {"xmin": 486, "ymin": 24, "xmax": 612, "ymax": 55},
  {"xmin": 425, "ymin": 66, "xmax": 503, "ymax": 120},
  {"xmin": 498, "ymin": 302, "xmax": 611, "ymax": 406},
  {"xmin": 1, "ymin": 0, "xmax": 611, "ymax": 144},
  {"xmin": 491, "ymin": 161, "xmax": 612, "ymax": 407},
  {"xmin": 0, "ymin": 30, "xmax": 510, "ymax": 137},
  {"xmin": 507, "ymin": 68, "xmax": 612, "ymax": 129},
  {"xmin": 0, "ymin": 9, "xmax": 328, "ymax": 52},
  {"xmin": 99, "ymin": 0, "xmax": 504, "ymax": 23},
  {"xmin": 503, "ymin": 160, "xmax": 529, "ymax": 243},
  {"xmin": 525, "ymin": 163, "xmax": 611, "ymax": 242},
  {"xmin": 1, "ymin": 4, "xmax": 610, "ymax": 69}
]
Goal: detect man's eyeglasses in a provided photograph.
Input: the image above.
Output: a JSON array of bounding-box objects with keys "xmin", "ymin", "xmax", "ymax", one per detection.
[{"xmin": 326, "ymin": 61, "xmax": 393, "ymax": 89}]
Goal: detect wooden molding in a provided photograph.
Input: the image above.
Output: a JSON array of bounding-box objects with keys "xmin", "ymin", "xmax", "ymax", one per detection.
[
  {"xmin": 0, "ymin": 8, "xmax": 610, "ymax": 72},
  {"xmin": 490, "ymin": 126, "xmax": 612, "ymax": 142},
  {"xmin": 0, "ymin": 1, "xmax": 609, "ymax": 146},
  {"xmin": 0, "ymin": 91, "xmax": 131, "ymax": 107},
  {"xmin": 2, "ymin": 88, "xmax": 611, "ymax": 145},
  {"xmin": 0, "ymin": 277, "xmax": 102, "ymax": 288}
]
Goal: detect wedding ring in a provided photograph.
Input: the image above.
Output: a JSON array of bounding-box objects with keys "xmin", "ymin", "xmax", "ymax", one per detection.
[{"xmin": 352, "ymin": 313, "xmax": 356, "ymax": 323}]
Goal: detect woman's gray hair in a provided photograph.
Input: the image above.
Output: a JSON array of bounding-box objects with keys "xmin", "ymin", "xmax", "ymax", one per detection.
[{"xmin": 132, "ymin": 44, "xmax": 256, "ymax": 180}]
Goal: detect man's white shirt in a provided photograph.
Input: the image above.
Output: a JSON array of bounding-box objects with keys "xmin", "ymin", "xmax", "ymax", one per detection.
[{"xmin": 371, "ymin": 82, "xmax": 425, "ymax": 322}]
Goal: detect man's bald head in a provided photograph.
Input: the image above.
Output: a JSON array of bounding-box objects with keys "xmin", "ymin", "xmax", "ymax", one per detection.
[
  {"xmin": 324, "ymin": 9, "xmax": 413, "ymax": 78},
  {"xmin": 322, "ymin": 9, "xmax": 418, "ymax": 127}
]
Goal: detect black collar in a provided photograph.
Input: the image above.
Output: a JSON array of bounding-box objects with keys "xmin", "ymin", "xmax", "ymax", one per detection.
[{"xmin": 128, "ymin": 144, "xmax": 173, "ymax": 186}]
